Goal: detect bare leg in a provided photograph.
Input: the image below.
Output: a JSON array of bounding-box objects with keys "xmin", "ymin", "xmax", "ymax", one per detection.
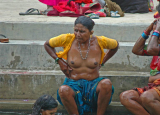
[
  {"xmin": 141, "ymin": 87, "xmax": 160, "ymax": 115},
  {"xmin": 59, "ymin": 85, "xmax": 79, "ymax": 115},
  {"xmin": 120, "ymin": 90, "xmax": 150, "ymax": 115},
  {"xmin": 96, "ymin": 79, "xmax": 112, "ymax": 115}
]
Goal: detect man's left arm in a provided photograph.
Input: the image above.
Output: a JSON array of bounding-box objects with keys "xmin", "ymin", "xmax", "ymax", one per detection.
[{"xmin": 102, "ymin": 40, "xmax": 119, "ymax": 65}]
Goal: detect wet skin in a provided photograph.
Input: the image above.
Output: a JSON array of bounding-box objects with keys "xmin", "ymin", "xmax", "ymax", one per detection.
[
  {"xmin": 44, "ymin": 23, "xmax": 118, "ymax": 115},
  {"xmin": 58, "ymin": 24, "xmax": 118, "ymax": 115},
  {"xmin": 120, "ymin": 19, "xmax": 160, "ymax": 115},
  {"xmin": 41, "ymin": 107, "xmax": 57, "ymax": 115},
  {"xmin": 67, "ymin": 24, "xmax": 101, "ymax": 80},
  {"xmin": 148, "ymin": 21, "xmax": 160, "ymax": 83}
]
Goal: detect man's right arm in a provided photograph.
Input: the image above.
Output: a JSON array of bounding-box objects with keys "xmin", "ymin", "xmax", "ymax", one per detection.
[
  {"xmin": 132, "ymin": 20, "xmax": 157, "ymax": 56},
  {"xmin": 44, "ymin": 40, "xmax": 58, "ymax": 60},
  {"xmin": 44, "ymin": 36, "xmax": 72, "ymax": 78}
]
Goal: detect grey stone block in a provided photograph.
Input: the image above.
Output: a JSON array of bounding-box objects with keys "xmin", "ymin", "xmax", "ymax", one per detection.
[
  {"xmin": 0, "ymin": 22, "xmax": 149, "ymax": 42},
  {"xmin": 0, "ymin": 70, "xmax": 150, "ymax": 101},
  {"xmin": 0, "ymin": 100, "xmax": 133, "ymax": 115},
  {"xmin": 0, "ymin": 41, "xmax": 153, "ymax": 72}
]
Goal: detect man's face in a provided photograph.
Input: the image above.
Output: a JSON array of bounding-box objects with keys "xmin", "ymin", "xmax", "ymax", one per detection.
[{"xmin": 74, "ymin": 23, "xmax": 92, "ymax": 44}]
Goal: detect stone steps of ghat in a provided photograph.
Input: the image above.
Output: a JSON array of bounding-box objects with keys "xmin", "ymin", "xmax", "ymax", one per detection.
[
  {"xmin": 0, "ymin": 69, "xmax": 149, "ymax": 101},
  {"xmin": 0, "ymin": 0, "xmax": 158, "ymax": 114},
  {"xmin": 0, "ymin": 40, "xmax": 152, "ymax": 72},
  {"xmin": 0, "ymin": 99, "xmax": 133, "ymax": 115}
]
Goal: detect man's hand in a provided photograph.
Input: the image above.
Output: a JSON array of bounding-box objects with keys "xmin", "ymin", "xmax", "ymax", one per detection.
[
  {"xmin": 58, "ymin": 59, "xmax": 73, "ymax": 78},
  {"xmin": 146, "ymin": 19, "xmax": 157, "ymax": 33},
  {"xmin": 155, "ymin": 19, "xmax": 160, "ymax": 32}
]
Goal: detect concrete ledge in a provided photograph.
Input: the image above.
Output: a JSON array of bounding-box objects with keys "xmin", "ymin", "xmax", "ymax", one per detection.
[
  {"xmin": 0, "ymin": 22, "xmax": 150, "ymax": 42},
  {"xmin": 0, "ymin": 100, "xmax": 133, "ymax": 115},
  {"xmin": 0, "ymin": 40, "xmax": 152, "ymax": 72},
  {"xmin": 0, "ymin": 0, "xmax": 157, "ymax": 42},
  {"xmin": 0, "ymin": 69, "xmax": 150, "ymax": 101}
]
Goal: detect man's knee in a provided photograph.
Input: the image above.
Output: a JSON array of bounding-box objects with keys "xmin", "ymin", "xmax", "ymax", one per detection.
[
  {"xmin": 99, "ymin": 79, "xmax": 112, "ymax": 90},
  {"xmin": 120, "ymin": 90, "xmax": 135, "ymax": 106},
  {"xmin": 140, "ymin": 90, "xmax": 155, "ymax": 107},
  {"xmin": 59, "ymin": 85, "xmax": 74, "ymax": 98}
]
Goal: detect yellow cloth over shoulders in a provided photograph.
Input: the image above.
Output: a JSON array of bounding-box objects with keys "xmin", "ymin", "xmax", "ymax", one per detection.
[{"xmin": 49, "ymin": 33, "xmax": 118, "ymax": 64}]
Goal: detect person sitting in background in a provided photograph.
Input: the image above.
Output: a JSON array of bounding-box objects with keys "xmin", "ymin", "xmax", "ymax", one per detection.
[
  {"xmin": 44, "ymin": 16, "xmax": 118, "ymax": 115},
  {"xmin": 31, "ymin": 94, "xmax": 58, "ymax": 115},
  {"xmin": 120, "ymin": 7, "xmax": 160, "ymax": 115}
]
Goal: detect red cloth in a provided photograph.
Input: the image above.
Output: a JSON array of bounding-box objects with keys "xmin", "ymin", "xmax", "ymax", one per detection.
[
  {"xmin": 133, "ymin": 79, "xmax": 160, "ymax": 96},
  {"xmin": 53, "ymin": 1, "xmax": 80, "ymax": 14},
  {"xmin": 154, "ymin": 11, "xmax": 160, "ymax": 18},
  {"xmin": 74, "ymin": 0, "xmax": 92, "ymax": 4},
  {"xmin": 48, "ymin": 1, "xmax": 101, "ymax": 17},
  {"xmin": 150, "ymin": 56, "xmax": 160, "ymax": 70},
  {"xmin": 80, "ymin": 3, "xmax": 101, "ymax": 14},
  {"xmin": 47, "ymin": 9, "xmax": 59, "ymax": 16},
  {"xmin": 153, "ymin": 78, "xmax": 160, "ymax": 85},
  {"xmin": 39, "ymin": 0, "xmax": 68, "ymax": 6}
]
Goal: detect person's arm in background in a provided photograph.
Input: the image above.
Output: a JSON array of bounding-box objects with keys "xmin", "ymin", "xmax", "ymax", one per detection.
[
  {"xmin": 147, "ymin": 19, "xmax": 160, "ymax": 56},
  {"xmin": 132, "ymin": 20, "xmax": 157, "ymax": 56}
]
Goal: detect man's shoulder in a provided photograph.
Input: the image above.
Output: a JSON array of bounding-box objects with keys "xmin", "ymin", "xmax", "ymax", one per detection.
[
  {"xmin": 96, "ymin": 35, "xmax": 110, "ymax": 39},
  {"xmin": 65, "ymin": 33, "xmax": 75, "ymax": 37}
]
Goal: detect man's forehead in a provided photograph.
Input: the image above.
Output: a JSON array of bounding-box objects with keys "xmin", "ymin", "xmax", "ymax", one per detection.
[{"xmin": 74, "ymin": 24, "xmax": 87, "ymax": 30}]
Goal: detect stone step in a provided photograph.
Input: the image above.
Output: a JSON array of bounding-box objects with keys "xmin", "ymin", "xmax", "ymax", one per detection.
[
  {"xmin": 0, "ymin": 0, "xmax": 158, "ymax": 43},
  {"xmin": 0, "ymin": 40, "xmax": 152, "ymax": 72},
  {"xmin": 0, "ymin": 99, "xmax": 133, "ymax": 115},
  {"xmin": 0, "ymin": 69, "xmax": 150, "ymax": 101},
  {"xmin": 0, "ymin": 21, "xmax": 150, "ymax": 42}
]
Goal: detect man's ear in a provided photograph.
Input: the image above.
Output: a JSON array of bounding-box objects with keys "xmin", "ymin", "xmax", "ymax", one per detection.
[{"xmin": 90, "ymin": 30, "xmax": 94, "ymax": 35}]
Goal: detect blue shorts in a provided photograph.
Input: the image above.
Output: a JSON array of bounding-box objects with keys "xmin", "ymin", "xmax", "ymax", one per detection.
[{"xmin": 57, "ymin": 77, "xmax": 114, "ymax": 115}]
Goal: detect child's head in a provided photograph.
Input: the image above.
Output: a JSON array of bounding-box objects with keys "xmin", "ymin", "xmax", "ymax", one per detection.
[{"xmin": 32, "ymin": 95, "xmax": 58, "ymax": 115}]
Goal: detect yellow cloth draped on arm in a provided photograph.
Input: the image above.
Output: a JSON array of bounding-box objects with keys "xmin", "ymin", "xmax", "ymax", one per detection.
[{"xmin": 49, "ymin": 33, "xmax": 118, "ymax": 64}]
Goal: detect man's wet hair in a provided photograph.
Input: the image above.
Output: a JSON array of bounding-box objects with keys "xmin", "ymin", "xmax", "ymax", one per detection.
[
  {"xmin": 74, "ymin": 16, "xmax": 95, "ymax": 32},
  {"xmin": 31, "ymin": 95, "xmax": 58, "ymax": 115}
]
